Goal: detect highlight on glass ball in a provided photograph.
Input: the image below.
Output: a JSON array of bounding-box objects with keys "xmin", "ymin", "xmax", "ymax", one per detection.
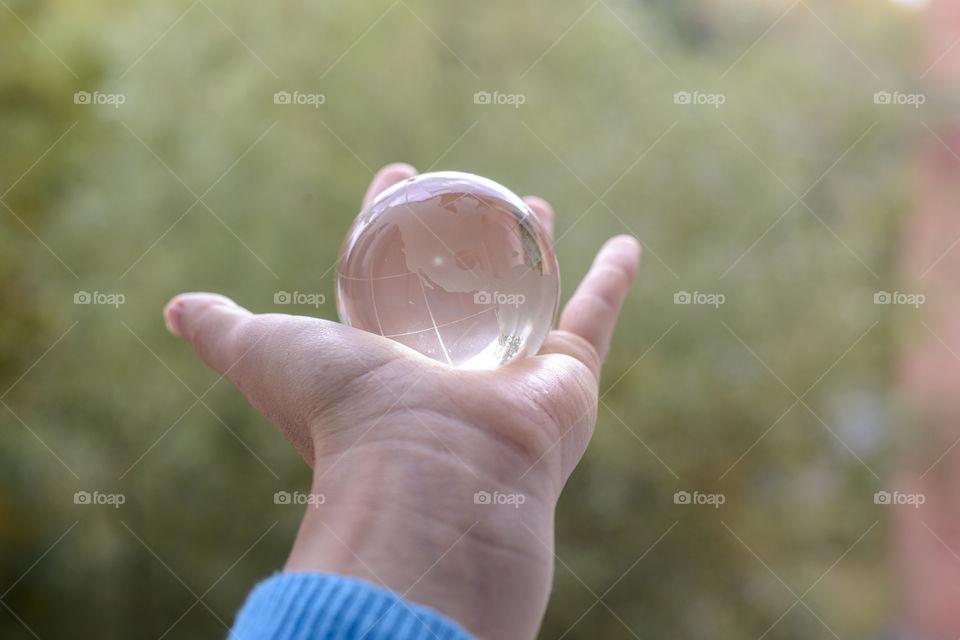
[{"xmin": 335, "ymin": 171, "xmax": 560, "ymax": 369}]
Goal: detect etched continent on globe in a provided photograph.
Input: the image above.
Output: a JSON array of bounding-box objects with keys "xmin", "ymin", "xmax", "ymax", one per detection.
[{"xmin": 335, "ymin": 171, "xmax": 560, "ymax": 369}]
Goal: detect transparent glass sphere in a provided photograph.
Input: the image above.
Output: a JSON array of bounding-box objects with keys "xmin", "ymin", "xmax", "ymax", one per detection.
[{"xmin": 336, "ymin": 171, "xmax": 560, "ymax": 369}]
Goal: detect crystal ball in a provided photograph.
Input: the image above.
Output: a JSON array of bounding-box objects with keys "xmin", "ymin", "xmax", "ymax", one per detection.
[{"xmin": 335, "ymin": 171, "xmax": 560, "ymax": 369}]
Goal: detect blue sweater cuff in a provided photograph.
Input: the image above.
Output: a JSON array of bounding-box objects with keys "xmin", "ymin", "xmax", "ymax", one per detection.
[{"xmin": 230, "ymin": 572, "xmax": 476, "ymax": 640}]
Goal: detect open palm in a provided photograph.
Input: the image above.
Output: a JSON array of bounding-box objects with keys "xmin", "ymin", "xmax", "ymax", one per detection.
[{"xmin": 163, "ymin": 163, "xmax": 640, "ymax": 639}]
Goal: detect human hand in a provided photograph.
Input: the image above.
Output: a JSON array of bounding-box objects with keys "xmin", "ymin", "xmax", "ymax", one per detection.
[{"xmin": 163, "ymin": 163, "xmax": 641, "ymax": 640}]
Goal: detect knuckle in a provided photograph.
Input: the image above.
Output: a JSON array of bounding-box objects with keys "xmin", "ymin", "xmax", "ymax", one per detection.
[
  {"xmin": 188, "ymin": 306, "xmax": 260, "ymax": 373},
  {"xmin": 223, "ymin": 315, "xmax": 276, "ymax": 376},
  {"xmin": 228, "ymin": 315, "xmax": 267, "ymax": 356}
]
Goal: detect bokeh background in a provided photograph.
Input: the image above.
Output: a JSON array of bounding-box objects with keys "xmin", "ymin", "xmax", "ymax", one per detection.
[{"xmin": 1, "ymin": 0, "xmax": 952, "ymax": 637}]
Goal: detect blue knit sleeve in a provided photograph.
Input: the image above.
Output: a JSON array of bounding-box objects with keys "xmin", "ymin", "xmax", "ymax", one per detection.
[{"xmin": 229, "ymin": 572, "xmax": 476, "ymax": 640}]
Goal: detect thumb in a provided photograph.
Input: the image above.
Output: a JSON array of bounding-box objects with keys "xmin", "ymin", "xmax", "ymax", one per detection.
[
  {"xmin": 164, "ymin": 291, "xmax": 320, "ymax": 464},
  {"xmin": 162, "ymin": 292, "xmax": 410, "ymax": 467},
  {"xmin": 164, "ymin": 292, "xmax": 258, "ymax": 380}
]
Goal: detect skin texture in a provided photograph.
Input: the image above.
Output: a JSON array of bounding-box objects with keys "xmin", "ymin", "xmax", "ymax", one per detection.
[{"xmin": 163, "ymin": 163, "xmax": 641, "ymax": 640}]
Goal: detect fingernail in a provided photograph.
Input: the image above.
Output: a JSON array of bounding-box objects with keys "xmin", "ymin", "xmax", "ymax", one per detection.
[{"xmin": 164, "ymin": 300, "xmax": 184, "ymax": 338}]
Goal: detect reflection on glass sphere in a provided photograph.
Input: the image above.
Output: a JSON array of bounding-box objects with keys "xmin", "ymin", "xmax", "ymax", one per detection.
[{"xmin": 336, "ymin": 171, "xmax": 560, "ymax": 369}]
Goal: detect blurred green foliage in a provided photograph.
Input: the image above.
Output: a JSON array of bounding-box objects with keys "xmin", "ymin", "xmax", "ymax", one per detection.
[{"xmin": 0, "ymin": 0, "xmax": 922, "ymax": 637}]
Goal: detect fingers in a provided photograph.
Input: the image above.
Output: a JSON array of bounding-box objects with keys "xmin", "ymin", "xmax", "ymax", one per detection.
[
  {"xmin": 363, "ymin": 163, "xmax": 417, "ymax": 207},
  {"xmin": 557, "ymin": 235, "xmax": 641, "ymax": 365},
  {"xmin": 524, "ymin": 196, "xmax": 554, "ymax": 238}
]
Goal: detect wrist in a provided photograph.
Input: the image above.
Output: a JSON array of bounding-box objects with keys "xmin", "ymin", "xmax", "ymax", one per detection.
[{"xmin": 285, "ymin": 420, "xmax": 558, "ymax": 640}]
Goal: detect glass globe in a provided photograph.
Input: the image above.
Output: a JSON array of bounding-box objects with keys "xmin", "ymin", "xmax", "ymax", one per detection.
[{"xmin": 335, "ymin": 171, "xmax": 560, "ymax": 369}]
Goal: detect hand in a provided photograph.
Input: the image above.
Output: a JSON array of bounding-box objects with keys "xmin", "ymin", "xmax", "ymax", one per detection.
[{"xmin": 163, "ymin": 163, "xmax": 641, "ymax": 640}]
